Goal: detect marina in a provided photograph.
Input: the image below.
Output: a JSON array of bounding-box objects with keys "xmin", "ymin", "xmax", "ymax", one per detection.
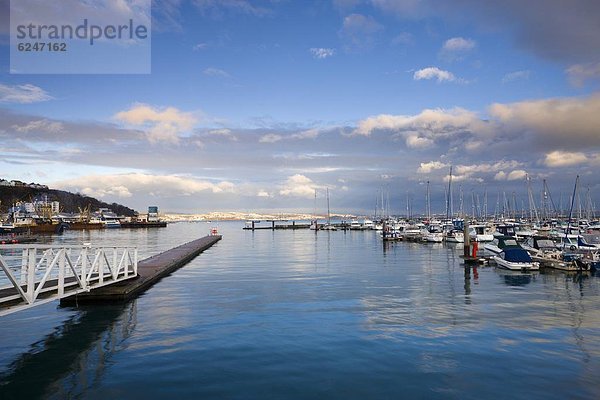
[{"xmin": 2, "ymin": 221, "xmax": 600, "ymax": 399}]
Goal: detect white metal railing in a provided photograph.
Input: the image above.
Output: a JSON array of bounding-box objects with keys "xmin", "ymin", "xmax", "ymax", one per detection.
[{"xmin": 0, "ymin": 245, "xmax": 138, "ymax": 316}]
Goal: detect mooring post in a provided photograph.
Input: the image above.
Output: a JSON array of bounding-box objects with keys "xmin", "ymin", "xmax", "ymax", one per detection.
[{"xmin": 463, "ymin": 220, "xmax": 470, "ymax": 258}]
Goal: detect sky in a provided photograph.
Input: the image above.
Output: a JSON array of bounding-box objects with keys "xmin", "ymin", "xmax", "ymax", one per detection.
[{"xmin": 0, "ymin": 0, "xmax": 599, "ymax": 215}]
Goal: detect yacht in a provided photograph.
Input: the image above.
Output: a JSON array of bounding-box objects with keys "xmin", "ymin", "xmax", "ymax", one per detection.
[
  {"xmin": 362, "ymin": 219, "xmax": 375, "ymax": 230},
  {"xmin": 557, "ymin": 234, "xmax": 600, "ymax": 251},
  {"xmin": 424, "ymin": 224, "xmax": 444, "ymax": 243},
  {"xmin": 523, "ymin": 236, "xmax": 590, "ymax": 271},
  {"xmin": 349, "ymin": 220, "xmax": 363, "ymax": 230},
  {"xmin": 494, "ymin": 247, "xmax": 540, "ymax": 271},
  {"xmin": 484, "ymin": 236, "xmax": 521, "ymax": 255},
  {"xmin": 100, "ymin": 210, "xmax": 121, "ymax": 229},
  {"xmin": 469, "ymin": 224, "xmax": 495, "ymax": 242},
  {"xmin": 444, "ymin": 230, "xmax": 464, "ymax": 243}
]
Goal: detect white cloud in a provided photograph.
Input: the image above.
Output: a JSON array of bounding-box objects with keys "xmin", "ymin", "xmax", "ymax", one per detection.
[
  {"xmin": 0, "ymin": 84, "xmax": 53, "ymax": 104},
  {"xmin": 494, "ymin": 169, "xmax": 527, "ymax": 180},
  {"xmin": 454, "ymin": 160, "xmax": 522, "ymax": 176},
  {"xmin": 55, "ymin": 173, "xmax": 236, "ymax": 199},
  {"xmin": 543, "ymin": 151, "xmax": 589, "ymax": 167},
  {"xmin": 354, "ymin": 108, "xmax": 485, "ymax": 141},
  {"xmin": 439, "ymin": 37, "xmax": 476, "ymax": 61},
  {"xmin": 207, "ymin": 128, "xmax": 238, "ymax": 141},
  {"xmin": 309, "ymin": 48, "xmax": 336, "ymax": 59},
  {"xmin": 494, "ymin": 171, "xmax": 507, "ymax": 180},
  {"xmin": 259, "ymin": 133, "xmax": 283, "ymax": 143},
  {"xmin": 114, "ymin": 103, "xmax": 197, "ymax": 144},
  {"xmin": 203, "ymin": 67, "xmax": 231, "ymax": 78},
  {"xmin": 566, "ymin": 62, "xmax": 600, "ymax": 87},
  {"xmin": 279, "ymin": 174, "xmax": 323, "ymax": 198},
  {"xmin": 257, "ymin": 190, "xmax": 271, "ymax": 198},
  {"xmin": 419, "ymin": 160, "xmax": 523, "ymax": 182},
  {"xmin": 258, "ymin": 128, "xmax": 323, "ymax": 144},
  {"xmin": 193, "ymin": 43, "xmax": 208, "ymax": 51},
  {"xmin": 405, "ymin": 134, "xmax": 434, "ymax": 148},
  {"xmin": 442, "ymin": 37, "xmax": 476, "ymax": 52},
  {"xmin": 417, "ymin": 161, "xmax": 449, "ymax": 174},
  {"xmin": 413, "ymin": 67, "xmax": 456, "ymax": 82},
  {"xmin": 13, "ymin": 119, "xmax": 64, "ymax": 134},
  {"xmin": 290, "ymin": 128, "xmax": 321, "ymax": 140},
  {"xmin": 502, "ymin": 70, "xmax": 531, "ymax": 83},
  {"xmin": 489, "ymin": 93, "xmax": 600, "ymax": 149}
]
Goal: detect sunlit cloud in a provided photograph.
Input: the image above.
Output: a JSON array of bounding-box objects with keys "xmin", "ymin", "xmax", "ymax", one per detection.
[
  {"xmin": 543, "ymin": 150, "xmax": 589, "ymax": 167},
  {"xmin": 114, "ymin": 103, "xmax": 197, "ymax": 144}
]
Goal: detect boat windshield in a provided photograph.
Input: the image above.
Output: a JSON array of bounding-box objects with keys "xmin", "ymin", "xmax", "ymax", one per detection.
[
  {"xmin": 537, "ymin": 239, "xmax": 556, "ymax": 248},
  {"xmin": 503, "ymin": 239, "xmax": 518, "ymax": 246}
]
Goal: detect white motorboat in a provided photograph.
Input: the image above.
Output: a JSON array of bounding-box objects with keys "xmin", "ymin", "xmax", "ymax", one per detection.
[
  {"xmin": 424, "ymin": 224, "xmax": 444, "ymax": 243},
  {"xmin": 349, "ymin": 220, "xmax": 363, "ymax": 230},
  {"xmin": 469, "ymin": 224, "xmax": 495, "ymax": 242},
  {"xmin": 557, "ymin": 234, "xmax": 600, "ymax": 251},
  {"xmin": 484, "ymin": 236, "xmax": 520, "ymax": 255},
  {"xmin": 103, "ymin": 219, "xmax": 121, "ymax": 228},
  {"xmin": 493, "ymin": 247, "xmax": 540, "ymax": 271},
  {"xmin": 444, "ymin": 230, "xmax": 464, "ymax": 243}
]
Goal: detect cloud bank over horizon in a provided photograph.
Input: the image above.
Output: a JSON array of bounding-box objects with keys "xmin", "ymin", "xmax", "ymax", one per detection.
[
  {"xmin": 1, "ymin": 90, "xmax": 599, "ymax": 214},
  {"xmin": 1, "ymin": 0, "xmax": 599, "ymax": 214}
]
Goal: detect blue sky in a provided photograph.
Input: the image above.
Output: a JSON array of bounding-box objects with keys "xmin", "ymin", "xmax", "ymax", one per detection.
[{"xmin": 1, "ymin": 0, "xmax": 599, "ymax": 214}]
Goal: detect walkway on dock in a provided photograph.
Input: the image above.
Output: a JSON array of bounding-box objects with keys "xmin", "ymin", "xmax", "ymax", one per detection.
[
  {"xmin": 0, "ymin": 235, "xmax": 221, "ymax": 316},
  {"xmin": 61, "ymin": 234, "xmax": 221, "ymax": 304}
]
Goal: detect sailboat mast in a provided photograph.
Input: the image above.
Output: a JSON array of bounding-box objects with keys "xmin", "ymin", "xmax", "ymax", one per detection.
[
  {"xmin": 426, "ymin": 180, "xmax": 431, "ymax": 221},
  {"xmin": 526, "ymin": 174, "xmax": 539, "ymax": 224},
  {"xmin": 327, "ymin": 188, "xmax": 331, "ymax": 225},
  {"xmin": 565, "ymin": 175, "xmax": 579, "ymax": 241},
  {"xmin": 446, "ymin": 166, "xmax": 453, "ymax": 221},
  {"xmin": 313, "ymin": 189, "xmax": 317, "ymax": 220}
]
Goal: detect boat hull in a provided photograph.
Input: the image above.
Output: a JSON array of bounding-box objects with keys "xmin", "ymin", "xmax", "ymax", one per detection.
[
  {"xmin": 493, "ymin": 256, "xmax": 540, "ymax": 271},
  {"xmin": 67, "ymin": 222, "xmax": 104, "ymax": 230}
]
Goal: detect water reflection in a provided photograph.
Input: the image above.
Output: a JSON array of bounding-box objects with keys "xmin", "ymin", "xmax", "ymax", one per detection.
[
  {"xmin": 0, "ymin": 301, "xmax": 137, "ymax": 399},
  {"xmin": 496, "ymin": 270, "xmax": 538, "ymax": 286}
]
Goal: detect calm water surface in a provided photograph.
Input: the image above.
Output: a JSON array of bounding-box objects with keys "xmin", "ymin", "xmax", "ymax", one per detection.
[{"xmin": 1, "ymin": 221, "xmax": 600, "ymax": 399}]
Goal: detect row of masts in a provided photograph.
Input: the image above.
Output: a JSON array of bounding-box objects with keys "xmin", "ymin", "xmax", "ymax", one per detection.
[
  {"xmin": 309, "ymin": 170, "xmax": 596, "ymax": 223},
  {"xmin": 378, "ymin": 169, "xmax": 596, "ymax": 222}
]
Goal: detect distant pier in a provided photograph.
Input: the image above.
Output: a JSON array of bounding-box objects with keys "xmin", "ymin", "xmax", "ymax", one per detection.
[
  {"xmin": 243, "ymin": 220, "xmax": 357, "ymax": 231},
  {"xmin": 60, "ymin": 234, "xmax": 221, "ymax": 304},
  {"xmin": 243, "ymin": 220, "xmax": 311, "ymax": 230}
]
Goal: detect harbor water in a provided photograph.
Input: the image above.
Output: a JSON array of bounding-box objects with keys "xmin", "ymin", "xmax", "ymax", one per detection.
[{"xmin": 1, "ymin": 221, "xmax": 600, "ymax": 399}]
